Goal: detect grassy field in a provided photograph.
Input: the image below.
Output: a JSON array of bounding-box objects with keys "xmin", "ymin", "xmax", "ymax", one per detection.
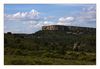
[{"xmin": 5, "ymin": 51, "xmax": 96, "ymax": 65}]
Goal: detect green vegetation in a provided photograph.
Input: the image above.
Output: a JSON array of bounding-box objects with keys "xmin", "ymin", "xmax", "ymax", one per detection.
[{"xmin": 4, "ymin": 30, "xmax": 96, "ymax": 65}]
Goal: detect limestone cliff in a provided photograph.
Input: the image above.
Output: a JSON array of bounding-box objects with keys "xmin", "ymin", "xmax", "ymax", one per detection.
[{"xmin": 42, "ymin": 25, "xmax": 96, "ymax": 34}]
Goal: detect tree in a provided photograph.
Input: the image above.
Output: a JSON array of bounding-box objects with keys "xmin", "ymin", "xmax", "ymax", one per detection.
[{"xmin": 7, "ymin": 32, "xmax": 12, "ymax": 35}]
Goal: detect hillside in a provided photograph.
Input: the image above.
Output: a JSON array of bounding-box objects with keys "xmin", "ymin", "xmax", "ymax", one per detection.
[{"xmin": 4, "ymin": 27, "xmax": 96, "ymax": 65}]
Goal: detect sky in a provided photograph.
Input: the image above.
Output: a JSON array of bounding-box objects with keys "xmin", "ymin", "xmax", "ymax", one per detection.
[{"xmin": 4, "ymin": 4, "xmax": 96, "ymax": 33}]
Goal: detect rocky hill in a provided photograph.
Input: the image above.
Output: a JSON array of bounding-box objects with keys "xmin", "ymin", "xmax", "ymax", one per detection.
[{"xmin": 4, "ymin": 25, "xmax": 96, "ymax": 65}]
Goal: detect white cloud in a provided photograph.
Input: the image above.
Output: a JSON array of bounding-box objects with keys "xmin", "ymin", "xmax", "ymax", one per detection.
[
  {"xmin": 5, "ymin": 9, "xmax": 55, "ymax": 32},
  {"xmin": 75, "ymin": 6, "xmax": 96, "ymax": 27},
  {"xmin": 57, "ymin": 6, "xmax": 96, "ymax": 27},
  {"xmin": 29, "ymin": 21, "xmax": 54, "ymax": 30},
  {"xmin": 79, "ymin": 7, "xmax": 96, "ymax": 21},
  {"xmin": 4, "ymin": 9, "xmax": 40, "ymax": 21},
  {"xmin": 59, "ymin": 17, "xmax": 74, "ymax": 22},
  {"xmin": 43, "ymin": 21, "xmax": 54, "ymax": 26},
  {"xmin": 57, "ymin": 17, "xmax": 74, "ymax": 25}
]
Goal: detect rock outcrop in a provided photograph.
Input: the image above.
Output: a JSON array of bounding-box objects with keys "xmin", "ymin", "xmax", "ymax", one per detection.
[{"xmin": 42, "ymin": 25, "xmax": 96, "ymax": 34}]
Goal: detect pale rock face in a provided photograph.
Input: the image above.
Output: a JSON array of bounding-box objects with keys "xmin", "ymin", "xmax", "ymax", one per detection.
[
  {"xmin": 42, "ymin": 25, "xmax": 69, "ymax": 31},
  {"xmin": 42, "ymin": 25, "xmax": 96, "ymax": 34}
]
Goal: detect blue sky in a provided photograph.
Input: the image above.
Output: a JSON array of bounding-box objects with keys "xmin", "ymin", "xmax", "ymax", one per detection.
[{"xmin": 4, "ymin": 4, "xmax": 96, "ymax": 33}]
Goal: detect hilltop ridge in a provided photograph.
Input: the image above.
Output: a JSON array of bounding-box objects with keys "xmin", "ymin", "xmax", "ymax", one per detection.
[{"xmin": 42, "ymin": 25, "xmax": 96, "ymax": 34}]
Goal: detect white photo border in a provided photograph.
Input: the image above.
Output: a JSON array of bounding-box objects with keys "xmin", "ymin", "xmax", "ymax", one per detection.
[{"xmin": 0, "ymin": 0, "xmax": 99, "ymax": 69}]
